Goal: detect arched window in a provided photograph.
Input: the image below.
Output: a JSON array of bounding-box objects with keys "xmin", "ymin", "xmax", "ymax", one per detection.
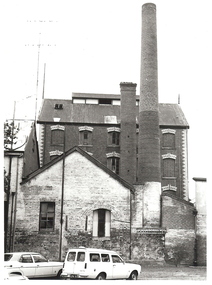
[{"xmin": 93, "ymin": 209, "xmax": 111, "ymax": 237}]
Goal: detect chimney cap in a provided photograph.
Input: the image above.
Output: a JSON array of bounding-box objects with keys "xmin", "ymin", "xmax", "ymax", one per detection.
[
  {"xmin": 120, "ymin": 82, "xmax": 137, "ymax": 88},
  {"xmin": 142, "ymin": 3, "xmax": 156, "ymax": 10}
]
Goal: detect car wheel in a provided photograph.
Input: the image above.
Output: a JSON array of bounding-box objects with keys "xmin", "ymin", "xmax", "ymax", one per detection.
[
  {"xmin": 57, "ymin": 269, "xmax": 62, "ymax": 278},
  {"xmin": 96, "ymin": 273, "xmax": 106, "ymax": 280},
  {"xmin": 129, "ymin": 271, "xmax": 138, "ymax": 280}
]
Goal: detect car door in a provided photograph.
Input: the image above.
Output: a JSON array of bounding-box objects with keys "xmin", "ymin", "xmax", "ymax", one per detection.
[
  {"xmin": 72, "ymin": 251, "xmax": 86, "ymax": 276},
  {"xmin": 32, "ymin": 254, "xmax": 53, "ymax": 277},
  {"xmin": 64, "ymin": 251, "xmax": 76, "ymax": 275},
  {"xmin": 19, "ymin": 254, "xmax": 36, "ymax": 278},
  {"xmin": 111, "ymin": 255, "xmax": 128, "ymax": 279}
]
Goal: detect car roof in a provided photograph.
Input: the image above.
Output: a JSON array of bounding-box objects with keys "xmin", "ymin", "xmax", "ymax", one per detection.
[{"xmin": 67, "ymin": 247, "xmax": 118, "ymax": 254}]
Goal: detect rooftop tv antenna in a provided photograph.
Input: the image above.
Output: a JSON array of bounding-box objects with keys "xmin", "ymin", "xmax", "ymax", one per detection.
[
  {"xmin": 34, "ymin": 33, "xmax": 41, "ymax": 121},
  {"xmin": 178, "ymin": 94, "xmax": 181, "ymax": 104}
]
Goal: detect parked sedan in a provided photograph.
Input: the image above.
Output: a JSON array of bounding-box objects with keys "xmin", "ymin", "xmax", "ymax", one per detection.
[{"xmin": 4, "ymin": 252, "xmax": 63, "ymax": 279}]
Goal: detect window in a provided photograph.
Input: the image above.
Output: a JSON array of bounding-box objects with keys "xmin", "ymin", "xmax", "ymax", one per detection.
[
  {"xmin": 79, "ymin": 126, "xmax": 93, "ymax": 145},
  {"xmin": 101, "ymin": 254, "xmax": 110, "ymax": 262},
  {"xmin": 112, "ymin": 255, "xmax": 123, "ymax": 263},
  {"xmin": 93, "ymin": 209, "xmax": 111, "ymax": 237},
  {"xmin": 99, "ymin": 98, "xmax": 112, "ymax": 105},
  {"xmin": 163, "ymin": 133, "xmax": 175, "ymax": 148},
  {"xmin": 20, "ymin": 255, "xmax": 33, "ymax": 263},
  {"xmin": 112, "ymin": 132, "xmax": 120, "ymax": 145},
  {"xmin": 39, "ymin": 202, "xmax": 55, "ymax": 231},
  {"xmin": 77, "ymin": 252, "xmax": 85, "ymax": 262},
  {"xmin": 163, "ymin": 158, "xmax": 175, "ymax": 178},
  {"xmin": 107, "ymin": 128, "xmax": 120, "ymax": 146},
  {"xmin": 107, "ymin": 157, "xmax": 120, "ymax": 174},
  {"xmin": 67, "ymin": 252, "xmax": 76, "ymax": 262},
  {"xmin": 90, "ymin": 253, "xmax": 100, "ymax": 262}
]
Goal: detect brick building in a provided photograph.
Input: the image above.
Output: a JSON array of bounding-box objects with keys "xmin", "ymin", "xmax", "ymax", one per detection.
[
  {"xmin": 37, "ymin": 92, "xmax": 189, "ymax": 201},
  {"xmin": 5, "ymin": 3, "xmax": 206, "ymax": 265}
]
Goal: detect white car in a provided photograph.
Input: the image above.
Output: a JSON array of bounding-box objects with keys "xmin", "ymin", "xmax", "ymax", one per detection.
[
  {"xmin": 4, "ymin": 252, "xmax": 63, "ymax": 279},
  {"xmin": 4, "ymin": 268, "xmax": 28, "ymax": 280},
  {"xmin": 61, "ymin": 247, "xmax": 141, "ymax": 280}
]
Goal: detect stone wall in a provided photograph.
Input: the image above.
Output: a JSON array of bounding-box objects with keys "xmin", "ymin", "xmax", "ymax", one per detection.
[
  {"xmin": 13, "ymin": 150, "xmax": 132, "ymax": 261},
  {"xmin": 162, "ymin": 192, "xmax": 195, "ymax": 265}
]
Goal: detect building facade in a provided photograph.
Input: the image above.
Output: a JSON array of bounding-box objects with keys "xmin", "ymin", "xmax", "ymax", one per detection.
[
  {"xmin": 5, "ymin": 3, "xmax": 206, "ymax": 266},
  {"xmin": 37, "ymin": 92, "xmax": 189, "ymax": 202}
]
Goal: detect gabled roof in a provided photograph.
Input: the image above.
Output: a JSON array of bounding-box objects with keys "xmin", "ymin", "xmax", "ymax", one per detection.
[
  {"xmin": 21, "ymin": 146, "xmax": 135, "ymax": 193},
  {"xmin": 38, "ymin": 96, "xmax": 189, "ymax": 128}
]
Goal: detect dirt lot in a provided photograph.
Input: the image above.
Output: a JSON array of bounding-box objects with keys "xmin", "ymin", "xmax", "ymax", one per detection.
[{"xmin": 138, "ymin": 265, "xmax": 206, "ymax": 280}]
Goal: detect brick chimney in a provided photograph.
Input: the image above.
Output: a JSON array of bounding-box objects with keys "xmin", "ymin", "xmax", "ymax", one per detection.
[
  {"xmin": 133, "ymin": 3, "xmax": 161, "ymax": 228},
  {"xmin": 138, "ymin": 3, "xmax": 161, "ymax": 184},
  {"xmin": 120, "ymin": 82, "xmax": 137, "ymax": 184}
]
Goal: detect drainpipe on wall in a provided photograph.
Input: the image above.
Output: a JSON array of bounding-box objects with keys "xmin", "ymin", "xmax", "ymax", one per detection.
[
  {"xmin": 59, "ymin": 128, "xmax": 66, "ymax": 261},
  {"xmin": 129, "ymin": 191, "xmax": 132, "ymax": 260},
  {"xmin": 193, "ymin": 208, "xmax": 198, "ymax": 266},
  {"xmin": 59, "ymin": 154, "xmax": 65, "ymax": 261}
]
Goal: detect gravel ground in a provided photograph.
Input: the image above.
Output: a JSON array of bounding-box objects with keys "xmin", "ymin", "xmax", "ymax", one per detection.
[{"xmin": 138, "ymin": 265, "xmax": 207, "ymax": 280}]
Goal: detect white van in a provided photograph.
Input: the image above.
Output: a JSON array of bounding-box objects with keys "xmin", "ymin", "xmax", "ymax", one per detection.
[{"xmin": 61, "ymin": 247, "xmax": 141, "ymax": 280}]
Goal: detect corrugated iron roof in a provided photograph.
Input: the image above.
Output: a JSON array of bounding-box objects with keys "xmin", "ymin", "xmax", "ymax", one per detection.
[{"xmin": 38, "ymin": 98, "xmax": 189, "ymax": 127}]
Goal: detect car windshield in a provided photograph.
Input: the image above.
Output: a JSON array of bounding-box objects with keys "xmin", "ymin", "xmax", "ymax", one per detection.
[{"xmin": 4, "ymin": 254, "xmax": 13, "ymax": 261}]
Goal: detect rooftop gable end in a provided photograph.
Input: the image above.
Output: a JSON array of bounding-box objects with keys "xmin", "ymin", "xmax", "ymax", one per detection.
[{"xmin": 21, "ymin": 146, "xmax": 134, "ymax": 193}]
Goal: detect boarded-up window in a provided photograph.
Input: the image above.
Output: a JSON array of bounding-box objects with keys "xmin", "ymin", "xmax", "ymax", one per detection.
[
  {"xmin": 39, "ymin": 202, "xmax": 55, "ymax": 231},
  {"xmin": 163, "ymin": 133, "xmax": 175, "ymax": 148},
  {"xmin": 93, "ymin": 209, "xmax": 111, "ymax": 237},
  {"xmin": 163, "ymin": 158, "xmax": 175, "ymax": 177},
  {"xmin": 51, "ymin": 129, "xmax": 64, "ymax": 145}
]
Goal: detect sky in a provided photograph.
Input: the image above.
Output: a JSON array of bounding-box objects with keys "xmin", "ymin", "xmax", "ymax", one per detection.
[{"xmin": 1, "ymin": 0, "xmax": 211, "ymax": 200}]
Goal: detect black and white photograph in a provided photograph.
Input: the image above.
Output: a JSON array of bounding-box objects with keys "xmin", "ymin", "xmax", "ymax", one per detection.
[{"xmin": 2, "ymin": 0, "xmax": 210, "ymax": 281}]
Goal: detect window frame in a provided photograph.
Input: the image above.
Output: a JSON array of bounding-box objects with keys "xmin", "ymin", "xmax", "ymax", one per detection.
[
  {"xmin": 107, "ymin": 131, "xmax": 120, "ymax": 146},
  {"xmin": 107, "ymin": 156, "xmax": 120, "ymax": 174},
  {"xmin": 93, "ymin": 209, "xmax": 111, "ymax": 238},
  {"xmin": 39, "ymin": 202, "xmax": 55, "ymax": 231},
  {"xmin": 79, "ymin": 130, "xmax": 93, "ymax": 146}
]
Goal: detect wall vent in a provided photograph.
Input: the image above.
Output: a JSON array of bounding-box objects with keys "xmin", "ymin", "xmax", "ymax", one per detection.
[{"xmin": 54, "ymin": 103, "xmax": 63, "ymax": 109}]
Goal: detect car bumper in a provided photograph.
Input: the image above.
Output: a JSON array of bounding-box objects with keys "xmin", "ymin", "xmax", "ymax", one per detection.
[{"xmin": 61, "ymin": 272, "xmax": 89, "ymax": 279}]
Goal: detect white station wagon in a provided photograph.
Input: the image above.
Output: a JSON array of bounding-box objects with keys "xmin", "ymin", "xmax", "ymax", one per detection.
[
  {"xmin": 61, "ymin": 247, "xmax": 141, "ymax": 280},
  {"xmin": 4, "ymin": 252, "xmax": 63, "ymax": 279}
]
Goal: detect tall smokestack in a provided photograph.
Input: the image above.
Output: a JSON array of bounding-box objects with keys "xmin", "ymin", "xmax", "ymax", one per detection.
[
  {"xmin": 120, "ymin": 82, "xmax": 137, "ymax": 184},
  {"xmin": 138, "ymin": 3, "xmax": 161, "ymax": 184},
  {"xmin": 134, "ymin": 3, "xmax": 161, "ymax": 228}
]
